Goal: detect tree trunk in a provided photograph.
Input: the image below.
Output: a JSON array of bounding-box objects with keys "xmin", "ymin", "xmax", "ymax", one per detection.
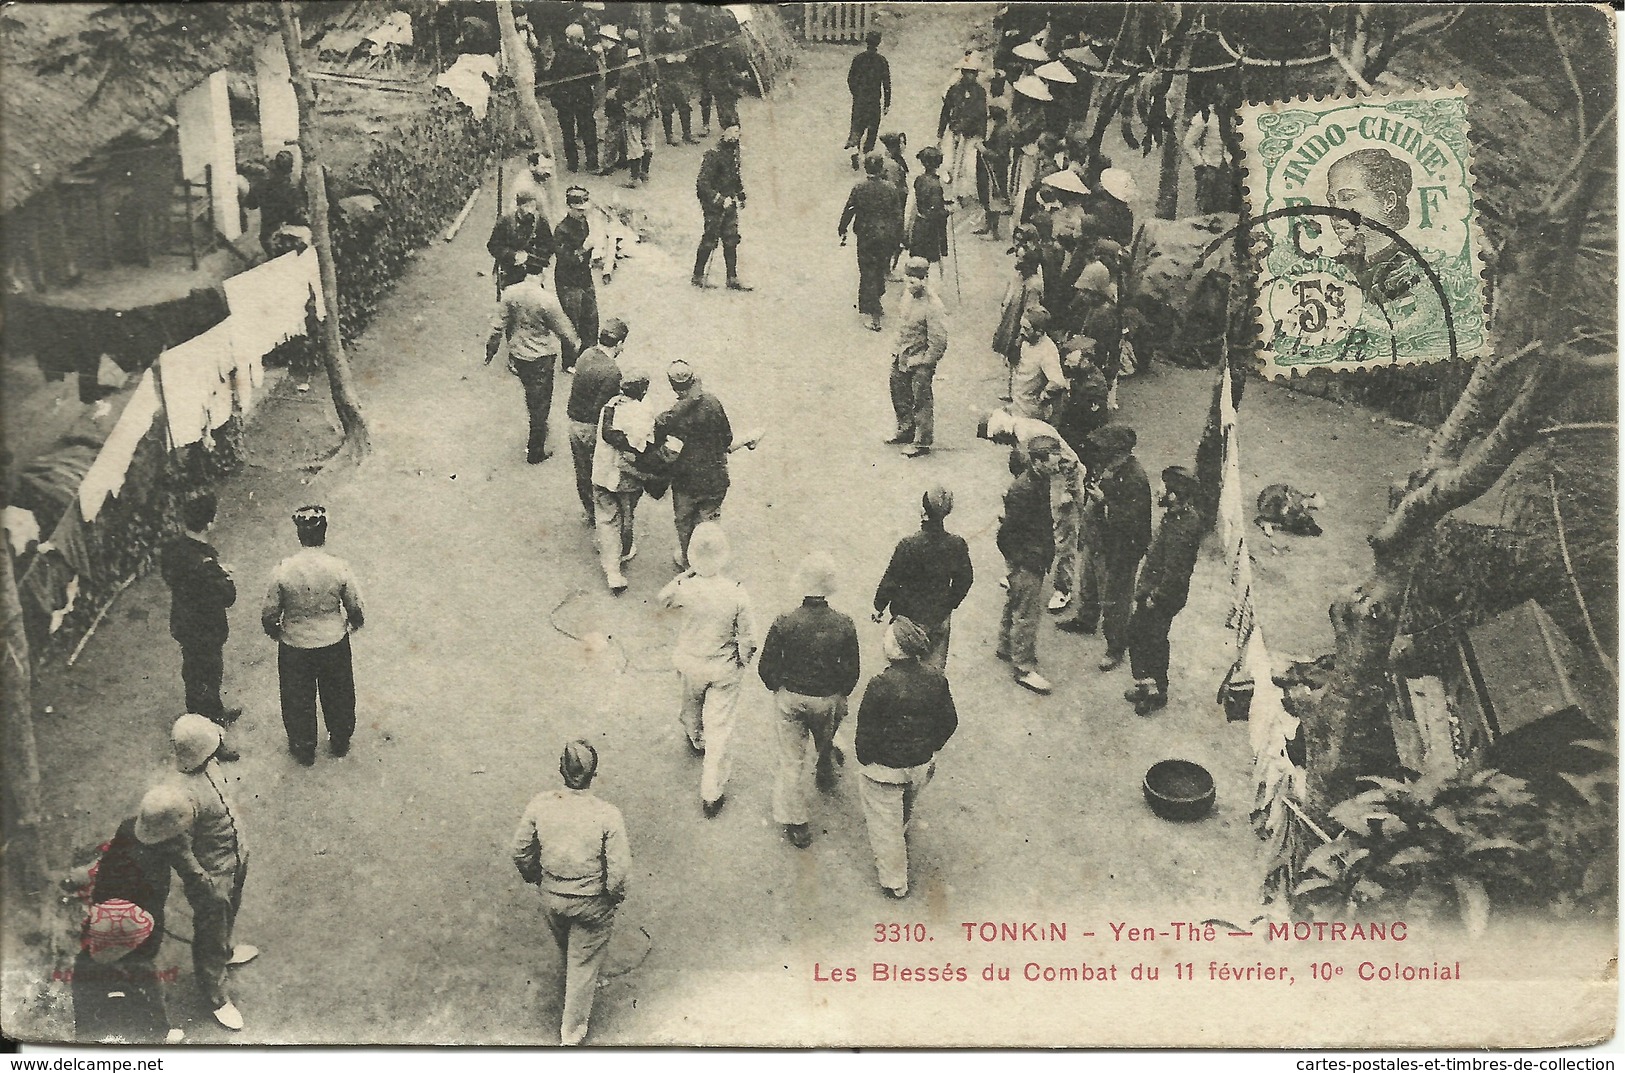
[
  {"xmin": 495, "ymin": 0, "xmax": 558, "ymax": 215},
  {"xmin": 278, "ymin": 3, "xmax": 370, "ymax": 463},
  {"xmin": 1, "ymin": 467, "xmax": 49, "ymax": 903},
  {"xmin": 1155, "ymin": 47, "xmax": 1190, "ymax": 221}
]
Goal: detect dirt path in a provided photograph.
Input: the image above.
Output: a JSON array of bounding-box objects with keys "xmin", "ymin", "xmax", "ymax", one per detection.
[{"xmin": 23, "ymin": 3, "xmax": 1430, "ymax": 1046}]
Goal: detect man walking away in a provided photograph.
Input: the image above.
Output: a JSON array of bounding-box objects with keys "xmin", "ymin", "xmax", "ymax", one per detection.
[
  {"xmin": 885, "ymin": 258, "xmax": 948, "ymax": 457},
  {"xmin": 161, "ymin": 493, "xmax": 240, "ymax": 761},
  {"xmin": 692, "ymin": 124, "xmax": 752, "ymax": 290},
  {"xmin": 996, "ymin": 436, "xmax": 1059, "ymax": 694},
  {"xmin": 839, "ymin": 152, "xmax": 904, "ymax": 332},
  {"xmin": 872, "ymin": 485, "xmax": 973, "ymax": 674},
  {"xmin": 845, "ymin": 30, "xmax": 891, "ymax": 167},
  {"xmin": 510, "ymin": 741, "xmax": 631, "ymax": 1046},
  {"xmin": 486, "ymin": 257, "xmax": 581, "ymax": 464},
  {"xmin": 568, "ymin": 318, "xmax": 630, "ymax": 524},
  {"xmin": 593, "ymin": 364, "xmax": 656, "ymax": 594},
  {"xmin": 855, "ymin": 618, "xmax": 958, "ymax": 899},
  {"xmin": 1125, "ymin": 466, "xmax": 1204, "ymax": 715},
  {"xmin": 261, "ymin": 506, "xmax": 366, "ymax": 764},
  {"xmin": 657, "ymin": 523, "xmax": 756, "ymax": 817},
  {"xmin": 759, "ymin": 552, "xmax": 861, "ymax": 847}
]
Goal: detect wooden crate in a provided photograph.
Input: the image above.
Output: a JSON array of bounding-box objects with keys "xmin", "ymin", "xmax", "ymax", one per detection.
[{"xmin": 802, "ymin": 3, "xmax": 872, "ymax": 43}]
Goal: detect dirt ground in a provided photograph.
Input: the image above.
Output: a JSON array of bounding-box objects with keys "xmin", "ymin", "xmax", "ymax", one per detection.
[{"xmin": 16, "ymin": 3, "xmax": 1436, "ymax": 1046}]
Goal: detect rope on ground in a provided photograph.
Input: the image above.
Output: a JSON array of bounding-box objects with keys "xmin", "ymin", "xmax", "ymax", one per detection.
[
  {"xmin": 548, "ymin": 589, "xmax": 630, "ymax": 677},
  {"xmin": 602, "ymin": 925, "xmax": 654, "ymax": 981}
]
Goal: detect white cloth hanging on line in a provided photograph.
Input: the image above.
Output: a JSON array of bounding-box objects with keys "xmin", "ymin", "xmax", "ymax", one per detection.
[
  {"xmin": 159, "ymin": 322, "xmax": 234, "ymax": 449},
  {"xmin": 79, "ymin": 371, "xmax": 161, "ymax": 524}
]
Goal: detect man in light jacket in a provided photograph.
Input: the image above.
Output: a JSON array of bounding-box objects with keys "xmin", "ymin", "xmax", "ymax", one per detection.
[{"xmin": 885, "ymin": 257, "xmax": 948, "ymax": 458}]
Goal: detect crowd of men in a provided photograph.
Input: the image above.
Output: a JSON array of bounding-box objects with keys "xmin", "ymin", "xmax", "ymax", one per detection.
[{"xmin": 67, "ymin": 9, "xmax": 1231, "ymax": 1049}]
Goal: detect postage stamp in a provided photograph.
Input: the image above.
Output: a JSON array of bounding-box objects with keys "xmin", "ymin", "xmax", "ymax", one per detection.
[{"xmin": 1236, "ymin": 87, "xmax": 1490, "ymax": 375}]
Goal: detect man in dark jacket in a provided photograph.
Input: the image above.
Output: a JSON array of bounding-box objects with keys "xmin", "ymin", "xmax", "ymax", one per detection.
[
  {"xmin": 938, "ymin": 55, "xmax": 988, "ymax": 186},
  {"xmin": 565, "ymin": 318, "xmax": 629, "ymax": 524},
  {"xmin": 839, "ymin": 152, "xmax": 904, "ymax": 331},
  {"xmin": 487, "ymin": 191, "xmax": 554, "ymax": 294},
  {"xmin": 996, "ymin": 435, "xmax": 1059, "ymax": 694},
  {"xmin": 161, "ymin": 493, "xmax": 240, "ymax": 761},
  {"xmin": 552, "ymin": 185, "xmax": 599, "ymax": 372},
  {"xmin": 1061, "ymin": 427, "xmax": 1151, "ymax": 676},
  {"xmin": 243, "ymin": 150, "xmax": 303, "ymax": 257},
  {"xmin": 854, "ymin": 617, "xmax": 957, "ymax": 899},
  {"xmin": 1125, "ymin": 465, "xmax": 1204, "ymax": 715},
  {"xmin": 845, "ymin": 30, "xmax": 891, "ymax": 166},
  {"xmin": 873, "ymin": 485, "xmax": 973, "ymax": 674},
  {"xmin": 692, "ymin": 125, "xmax": 752, "ymax": 290},
  {"xmin": 758, "ymin": 552, "xmax": 861, "ymax": 847},
  {"xmin": 654, "ymin": 360, "xmax": 758, "ymax": 570},
  {"xmin": 546, "ymin": 23, "xmax": 601, "ymax": 173},
  {"xmin": 653, "ymin": 3, "xmax": 698, "ymax": 145}
]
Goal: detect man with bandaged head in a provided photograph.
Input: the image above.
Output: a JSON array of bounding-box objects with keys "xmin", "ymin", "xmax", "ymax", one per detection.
[
  {"xmin": 511, "ymin": 740, "xmax": 631, "ymax": 1046},
  {"xmin": 854, "ymin": 617, "xmax": 958, "ymax": 899}
]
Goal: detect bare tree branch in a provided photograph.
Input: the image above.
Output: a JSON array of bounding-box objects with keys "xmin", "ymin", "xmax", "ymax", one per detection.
[
  {"xmin": 1423, "ymin": 341, "xmax": 1542, "ymax": 470},
  {"xmin": 1547, "ymin": 7, "xmax": 1586, "ymax": 150},
  {"xmin": 1540, "ymin": 102, "xmax": 1617, "ymax": 216}
]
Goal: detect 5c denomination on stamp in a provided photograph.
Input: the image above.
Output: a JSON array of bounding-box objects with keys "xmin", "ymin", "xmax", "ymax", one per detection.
[{"xmin": 1237, "ymin": 86, "xmax": 1489, "ymax": 375}]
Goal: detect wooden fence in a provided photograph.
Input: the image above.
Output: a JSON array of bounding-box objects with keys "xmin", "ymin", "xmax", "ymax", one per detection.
[{"xmin": 801, "ymin": 3, "xmax": 872, "ymax": 42}]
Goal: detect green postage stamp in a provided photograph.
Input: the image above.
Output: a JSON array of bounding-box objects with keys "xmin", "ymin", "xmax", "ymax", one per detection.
[{"xmin": 1236, "ymin": 87, "xmax": 1489, "ymax": 375}]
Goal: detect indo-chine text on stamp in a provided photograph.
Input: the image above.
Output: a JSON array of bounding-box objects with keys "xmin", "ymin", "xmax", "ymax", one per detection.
[{"xmin": 1237, "ymin": 87, "xmax": 1489, "ymax": 375}]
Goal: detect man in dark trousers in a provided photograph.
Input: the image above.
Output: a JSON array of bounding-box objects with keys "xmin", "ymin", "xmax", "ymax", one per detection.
[
  {"xmin": 261, "ymin": 506, "xmax": 366, "ymax": 765},
  {"xmin": 758, "ymin": 552, "xmax": 862, "ymax": 847},
  {"xmin": 654, "ymin": 360, "xmax": 759, "ymax": 570},
  {"xmin": 844, "ymin": 30, "xmax": 891, "ymax": 168},
  {"xmin": 887, "ymin": 258, "xmax": 949, "ymax": 457},
  {"xmin": 653, "ymin": 3, "xmax": 698, "ymax": 145},
  {"xmin": 566, "ymin": 317, "xmax": 629, "ymax": 525},
  {"xmin": 1061, "ymin": 426, "xmax": 1151, "ymax": 678},
  {"xmin": 552, "ymin": 185, "xmax": 600, "ymax": 372},
  {"xmin": 243, "ymin": 150, "xmax": 303, "ymax": 257},
  {"xmin": 1125, "ymin": 466, "xmax": 1204, "ymax": 715},
  {"xmin": 872, "ymin": 485, "xmax": 973, "ymax": 674},
  {"xmin": 486, "ymin": 257, "xmax": 580, "ymax": 464},
  {"xmin": 692, "ymin": 124, "xmax": 752, "ymax": 290},
  {"xmin": 838, "ymin": 151, "xmax": 904, "ymax": 332},
  {"xmin": 161, "ymin": 493, "xmax": 240, "ymax": 761},
  {"xmin": 996, "ymin": 435, "xmax": 1059, "ymax": 694},
  {"xmin": 546, "ymin": 23, "xmax": 601, "ymax": 173},
  {"xmin": 486, "ymin": 190, "xmax": 554, "ymax": 294}
]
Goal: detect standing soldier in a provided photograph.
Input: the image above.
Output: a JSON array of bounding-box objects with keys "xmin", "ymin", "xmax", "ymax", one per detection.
[
  {"xmin": 260, "ymin": 506, "xmax": 366, "ymax": 765},
  {"xmin": 485, "ymin": 257, "xmax": 580, "ymax": 464},
  {"xmin": 872, "ymin": 485, "xmax": 973, "ymax": 674},
  {"xmin": 566, "ymin": 318, "xmax": 629, "ymax": 525},
  {"xmin": 854, "ymin": 618, "xmax": 958, "ymax": 899},
  {"xmin": 510, "ymin": 741, "xmax": 631, "ymax": 1046},
  {"xmin": 617, "ymin": 44, "xmax": 658, "ymax": 187},
  {"xmin": 938, "ymin": 55, "xmax": 989, "ymax": 187},
  {"xmin": 657, "ymin": 523, "xmax": 757, "ymax": 817},
  {"xmin": 757, "ymin": 552, "xmax": 861, "ymax": 847},
  {"xmin": 552, "ymin": 185, "xmax": 600, "ymax": 373},
  {"xmin": 546, "ymin": 23, "xmax": 601, "ymax": 174},
  {"xmin": 692, "ymin": 124, "xmax": 752, "ymax": 290},
  {"xmin": 595, "ymin": 25, "xmax": 628, "ymax": 176},
  {"xmin": 166, "ymin": 714, "xmax": 257, "ymax": 1031},
  {"xmin": 877, "ymin": 132, "xmax": 910, "ymax": 273},
  {"xmin": 487, "ymin": 189, "xmax": 554, "ymax": 294},
  {"xmin": 703, "ymin": 10, "xmax": 751, "ymax": 133},
  {"xmin": 653, "ymin": 3, "xmax": 698, "ymax": 146},
  {"xmin": 886, "ymin": 258, "xmax": 948, "ymax": 457},
  {"xmin": 996, "ymin": 435, "xmax": 1060, "ymax": 694},
  {"xmin": 1125, "ymin": 466, "xmax": 1204, "ymax": 715},
  {"xmin": 592, "ymin": 364, "xmax": 655, "ymax": 594},
  {"xmin": 161, "ymin": 493, "xmax": 240, "ymax": 761},
  {"xmin": 844, "ymin": 30, "xmax": 891, "ymax": 168},
  {"xmin": 907, "ymin": 146, "xmax": 949, "ymax": 273},
  {"xmin": 1061, "ymin": 426, "xmax": 1152, "ymax": 675},
  {"xmin": 973, "ymin": 102, "xmax": 1013, "ymax": 239},
  {"xmin": 838, "ymin": 152, "xmax": 904, "ymax": 332}
]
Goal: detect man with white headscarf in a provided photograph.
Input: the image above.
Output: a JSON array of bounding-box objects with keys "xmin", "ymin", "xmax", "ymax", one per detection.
[
  {"xmin": 758, "ymin": 552, "xmax": 861, "ymax": 848},
  {"xmin": 854, "ymin": 617, "xmax": 958, "ymax": 899},
  {"xmin": 510, "ymin": 740, "xmax": 631, "ymax": 1046}
]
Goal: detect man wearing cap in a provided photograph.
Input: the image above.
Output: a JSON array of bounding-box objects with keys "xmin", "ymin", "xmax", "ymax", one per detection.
[
  {"xmin": 1125, "ymin": 466, "xmax": 1204, "ymax": 715},
  {"xmin": 699, "ymin": 9, "xmax": 750, "ymax": 133},
  {"xmin": 997, "ymin": 436, "xmax": 1059, "ymax": 694},
  {"xmin": 511, "ymin": 741, "xmax": 631, "ymax": 1046},
  {"xmin": 1012, "ymin": 308, "xmax": 1067, "ymax": 424},
  {"xmin": 974, "ymin": 102, "xmax": 1013, "ymax": 239},
  {"xmin": 567, "ymin": 318, "xmax": 630, "ymax": 524},
  {"xmin": 72, "ymin": 787, "xmax": 191, "ymax": 1043},
  {"xmin": 886, "ymin": 257, "xmax": 948, "ymax": 457},
  {"xmin": 486, "ymin": 258, "xmax": 581, "ymax": 464},
  {"xmin": 544, "ymin": 24, "xmax": 600, "ymax": 174},
  {"xmin": 165, "ymin": 714, "xmax": 256, "ymax": 1031},
  {"xmin": 845, "ymin": 31, "xmax": 891, "ymax": 167},
  {"xmin": 653, "ymin": 3, "xmax": 698, "ymax": 146},
  {"xmin": 553, "ymin": 185, "xmax": 600, "ymax": 372},
  {"xmin": 938, "ymin": 56, "xmax": 988, "ymax": 187},
  {"xmin": 872, "ymin": 486, "xmax": 973, "ymax": 674},
  {"xmin": 488, "ymin": 188, "xmax": 554, "ymax": 294},
  {"xmin": 596, "ymin": 25, "xmax": 628, "ymax": 175},
  {"xmin": 261, "ymin": 506, "xmax": 366, "ymax": 766},
  {"xmin": 692, "ymin": 124, "xmax": 751, "ymax": 290},
  {"xmin": 655, "ymin": 361, "xmax": 757, "ymax": 570},
  {"xmin": 592, "ymin": 363, "xmax": 656, "ymax": 593},
  {"xmin": 977, "ymin": 407, "xmax": 1085, "ymax": 615},
  {"xmin": 854, "ymin": 617, "xmax": 958, "ymax": 898},
  {"xmin": 614, "ymin": 42, "xmax": 658, "ymax": 187},
  {"xmin": 1060, "ymin": 426, "xmax": 1151, "ymax": 671},
  {"xmin": 839, "ymin": 152, "xmax": 904, "ymax": 332},
  {"xmin": 160, "ymin": 492, "xmax": 241, "ymax": 762},
  {"xmin": 758, "ymin": 552, "xmax": 861, "ymax": 847},
  {"xmin": 657, "ymin": 522, "xmax": 756, "ymax": 816},
  {"xmin": 907, "ymin": 146, "xmax": 949, "ymax": 269}
]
